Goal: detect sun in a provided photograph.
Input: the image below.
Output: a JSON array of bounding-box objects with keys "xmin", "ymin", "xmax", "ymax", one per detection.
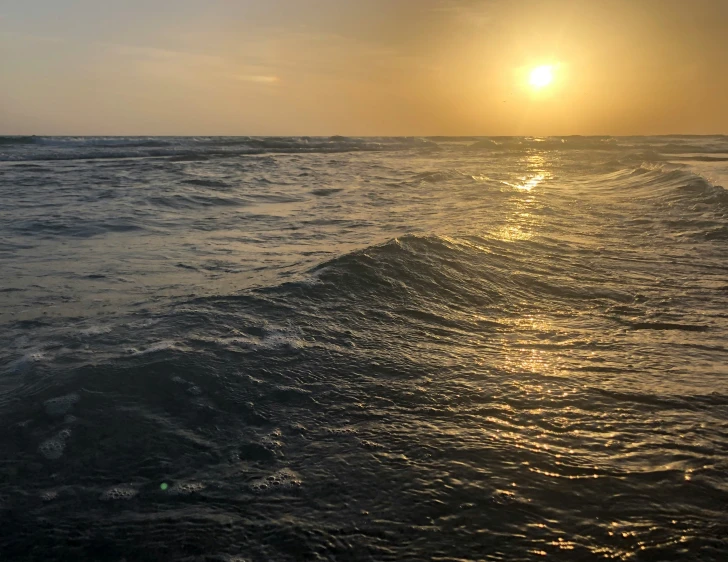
[{"xmin": 529, "ymin": 65, "xmax": 554, "ymax": 89}]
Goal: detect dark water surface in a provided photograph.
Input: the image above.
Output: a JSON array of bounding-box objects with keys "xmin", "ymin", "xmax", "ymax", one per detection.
[{"xmin": 1, "ymin": 136, "xmax": 727, "ymax": 560}]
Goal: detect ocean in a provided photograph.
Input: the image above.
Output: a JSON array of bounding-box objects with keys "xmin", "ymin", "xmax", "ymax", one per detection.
[{"xmin": 1, "ymin": 135, "xmax": 727, "ymax": 560}]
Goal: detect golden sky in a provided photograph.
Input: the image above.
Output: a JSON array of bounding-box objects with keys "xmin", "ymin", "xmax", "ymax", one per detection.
[{"xmin": 1, "ymin": 0, "xmax": 727, "ymax": 135}]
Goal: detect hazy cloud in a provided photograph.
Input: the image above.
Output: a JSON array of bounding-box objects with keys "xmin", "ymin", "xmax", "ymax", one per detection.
[{"xmin": 235, "ymin": 75, "xmax": 279, "ymax": 83}]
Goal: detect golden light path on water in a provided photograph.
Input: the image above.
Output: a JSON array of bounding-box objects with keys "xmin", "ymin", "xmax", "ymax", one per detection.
[
  {"xmin": 483, "ymin": 148, "xmax": 673, "ymax": 559},
  {"xmin": 495, "ymin": 152, "xmax": 551, "ymax": 241},
  {"xmin": 488, "ymin": 151, "xmax": 569, "ymax": 397}
]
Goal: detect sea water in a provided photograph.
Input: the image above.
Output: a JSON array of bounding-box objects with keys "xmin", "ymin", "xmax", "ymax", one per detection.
[{"xmin": 1, "ymin": 135, "xmax": 727, "ymax": 560}]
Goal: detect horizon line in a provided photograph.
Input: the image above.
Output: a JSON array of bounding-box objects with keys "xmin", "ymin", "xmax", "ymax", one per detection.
[{"xmin": 2, "ymin": 133, "xmax": 727, "ymax": 138}]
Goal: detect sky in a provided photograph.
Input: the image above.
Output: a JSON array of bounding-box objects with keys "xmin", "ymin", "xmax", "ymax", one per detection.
[{"xmin": 1, "ymin": 0, "xmax": 727, "ymax": 136}]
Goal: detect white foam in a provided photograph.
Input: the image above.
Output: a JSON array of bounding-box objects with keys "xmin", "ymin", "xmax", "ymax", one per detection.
[
  {"xmin": 127, "ymin": 318, "xmax": 161, "ymax": 329},
  {"xmin": 79, "ymin": 325, "xmax": 111, "ymax": 336},
  {"xmin": 57, "ymin": 428, "xmax": 72, "ymax": 440},
  {"xmin": 261, "ymin": 429, "xmax": 283, "ymax": 448},
  {"xmin": 289, "ymin": 422, "xmax": 307, "ymax": 434},
  {"xmin": 38, "ymin": 438, "xmax": 65, "ymax": 460},
  {"xmin": 44, "ymin": 393, "xmax": 80, "ymax": 416},
  {"xmin": 40, "ymin": 490, "xmax": 59, "ymax": 502},
  {"xmin": 100, "ymin": 485, "xmax": 138, "ymax": 501},
  {"xmin": 250, "ymin": 468, "xmax": 302, "ymax": 492},
  {"xmin": 7, "ymin": 351, "xmax": 47, "ymax": 374},
  {"xmin": 217, "ymin": 336, "xmax": 253, "ymax": 347},
  {"xmin": 298, "ymin": 270, "xmax": 327, "ymax": 287},
  {"xmin": 326, "ymin": 426, "xmax": 359, "ymax": 436},
  {"xmin": 217, "ymin": 325, "xmax": 303, "ymax": 351},
  {"xmin": 260, "ymin": 332, "xmax": 304, "ymax": 350},
  {"xmin": 185, "ymin": 385, "xmax": 203, "ymax": 396},
  {"xmin": 169, "ymin": 481, "xmax": 206, "ymax": 495},
  {"xmin": 360, "ymin": 439, "xmax": 384, "ymax": 450},
  {"xmin": 132, "ymin": 341, "xmax": 178, "ymax": 355}
]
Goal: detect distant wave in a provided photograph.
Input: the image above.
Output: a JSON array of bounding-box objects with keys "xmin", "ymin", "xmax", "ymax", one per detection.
[
  {"xmin": 463, "ymin": 136, "xmax": 728, "ymax": 154},
  {"xmin": 467, "ymin": 136, "xmax": 620, "ymax": 151},
  {"xmin": 634, "ymin": 166, "xmax": 728, "ymax": 210},
  {"xmin": 576, "ymin": 163, "xmax": 728, "ymax": 242},
  {"xmin": 0, "ymin": 136, "xmax": 441, "ymax": 162},
  {"xmin": 3, "ymin": 135, "xmax": 728, "ymax": 162},
  {"xmin": 0, "ymin": 136, "xmax": 39, "ymax": 146}
]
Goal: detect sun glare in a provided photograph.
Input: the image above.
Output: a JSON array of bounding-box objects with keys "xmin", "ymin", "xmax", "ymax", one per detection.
[{"xmin": 529, "ymin": 65, "xmax": 554, "ymax": 89}]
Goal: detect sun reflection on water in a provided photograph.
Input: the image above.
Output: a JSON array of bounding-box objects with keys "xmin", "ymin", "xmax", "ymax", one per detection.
[
  {"xmin": 517, "ymin": 173, "xmax": 545, "ymax": 191},
  {"xmin": 493, "ymin": 153, "xmax": 552, "ymax": 241},
  {"xmin": 506, "ymin": 154, "xmax": 551, "ymax": 192}
]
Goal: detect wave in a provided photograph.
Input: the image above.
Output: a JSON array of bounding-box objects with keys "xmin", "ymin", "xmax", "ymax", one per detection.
[
  {"xmin": 651, "ymin": 142, "xmax": 728, "ymax": 155},
  {"xmin": 3, "ymin": 135, "xmax": 727, "ymax": 162},
  {"xmin": 311, "ymin": 188, "xmax": 343, "ymax": 196},
  {"xmin": 700, "ymin": 225, "xmax": 728, "ymax": 240},
  {"xmin": 0, "ymin": 136, "xmax": 440, "ymax": 162},
  {"xmin": 11, "ymin": 218, "xmax": 146, "ymax": 238},
  {"xmin": 146, "ymin": 193, "xmax": 247, "ymax": 210},
  {"xmin": 181, "ymin": 178, "xmax": 232, "ymax": 189},
  {"xmin": 467, "ymin": 136, "xmax": 621, "ymax": 151},
  {"xmin": 412, "ymin": 170, "xmax": 476, "ymax": 183},
  {"xmin": 1, "ymin": 136, "xmax": 174, "ymax": 149},
  {"xmin": 628, "ymin": 321, "xmax": 709, "ymax": 332},
  {"xmin": 575, "ymin": 163, "xmax": 728, "ymax": 242},
  {"xmin": 40, "ymin": 136, "xmax": 173, "ymax": 148},
  {"xmin": 462, "ymin": 135, "xmax": 728, "ymax": 154},
  {"xmin": 634, "ymin": 166, "xmax": 728, "ymax": 212},
  {"xmin": 245, "ymin": 234, "xmax": 635, "ymax": 317},
  {"xmin": 0, "ymin": 136, "xmax": 39, "ymax": 146},
  {"xmin": 583, "ymin": 162, "xmax": 724, "ymax": 197}
]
